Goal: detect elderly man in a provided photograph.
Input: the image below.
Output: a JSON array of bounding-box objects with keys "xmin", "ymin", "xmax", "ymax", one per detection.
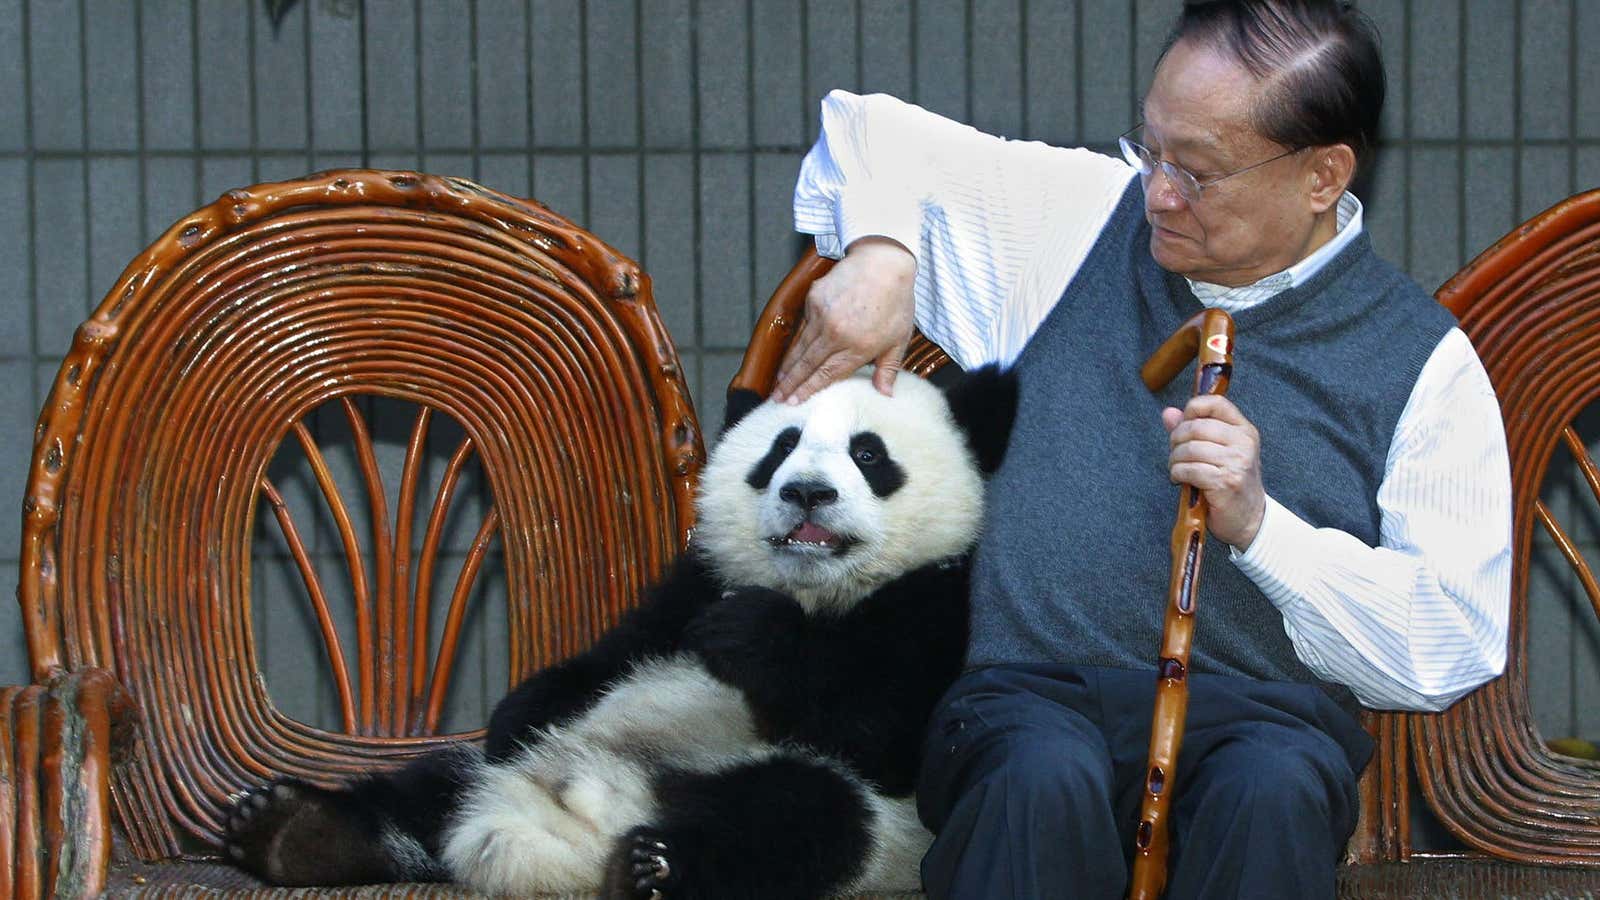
[{"xmin": 776, "ymin": 1, "xmax": 1511, "ymax": 897}]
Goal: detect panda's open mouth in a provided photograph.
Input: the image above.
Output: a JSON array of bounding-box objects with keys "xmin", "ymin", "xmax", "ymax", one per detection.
[{"xmin": 768, "ymin": 521, "xmax": 856, "ymax": 555}]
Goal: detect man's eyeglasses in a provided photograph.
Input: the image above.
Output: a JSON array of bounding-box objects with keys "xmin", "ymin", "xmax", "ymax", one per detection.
[{"xmin": 1118, "ymin": 126, "xmax": 1305, "ymax": 203}]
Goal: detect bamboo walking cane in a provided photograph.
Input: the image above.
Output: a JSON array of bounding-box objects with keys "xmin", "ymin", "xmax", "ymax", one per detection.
[{"xmin": 1127, "ymin": 308, "xmax": 1236, "ymax": 900}]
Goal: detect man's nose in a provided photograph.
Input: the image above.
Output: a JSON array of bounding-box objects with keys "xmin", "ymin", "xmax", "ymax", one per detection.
[{"xmin": 1143, "ymin": 167, "xmax": 1187, "ymax": 212}]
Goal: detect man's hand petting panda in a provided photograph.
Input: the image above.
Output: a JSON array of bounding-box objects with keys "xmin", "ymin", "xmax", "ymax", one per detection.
[{"xmin": 681, "ymin": 587, "xmax": 806, "ymax": 688}]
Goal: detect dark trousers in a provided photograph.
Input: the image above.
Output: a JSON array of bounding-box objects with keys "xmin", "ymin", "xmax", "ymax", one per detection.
[{"xmin": 916, "ymin": 665, "xmax": 1373, "ymax": 900}]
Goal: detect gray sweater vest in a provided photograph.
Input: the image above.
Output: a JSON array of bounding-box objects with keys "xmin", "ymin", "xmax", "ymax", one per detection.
[{"xmin": 965, "ymin": 181, "xmax": 1457, "ymax": 701}]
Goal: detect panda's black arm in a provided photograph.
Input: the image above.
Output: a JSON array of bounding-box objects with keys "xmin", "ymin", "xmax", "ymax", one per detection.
[
  {"xmin": 483, "ymin": 552, "xmax": 720, "ymax": 761},
  {"xmin": 685, "ymin": 561, "xmax": 972, "ymax": 793}
]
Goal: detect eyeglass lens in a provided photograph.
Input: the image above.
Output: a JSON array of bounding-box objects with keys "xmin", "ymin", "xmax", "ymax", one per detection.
[{"xmin": 1119, "ymin": 135, "xmax": 1200, "ymax": 201}]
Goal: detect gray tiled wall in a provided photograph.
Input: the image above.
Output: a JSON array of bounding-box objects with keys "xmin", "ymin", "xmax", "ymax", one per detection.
[{"xmin": 2, "ymin": 1, "xmax": 1598, "ymax": 744}]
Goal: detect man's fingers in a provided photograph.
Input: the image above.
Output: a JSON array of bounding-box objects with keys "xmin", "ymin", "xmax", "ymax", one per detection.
[
  {"xmin": 1169, "ymin": 461, "xmax": 1227, "ymax": 488},
  {"xmin": 1185, "ymin": 393, "xmax": 1248, "ymax": 424},
  {"xmin": 770, "ymin": 240, "xmax": 915, "ymax": 402},
  {"xmin": 1168, "ymin": 417, "xmax": 1240, "ymax": 448},
  {"xmin": 1169, "ymin": 438, "xmax": 1231, "ymax": 459},
  {"xmin": 786, "ymin": 352, "xmax": 860, "ymax": 405},
  {"xmin": 870, "ymin": 343, "xmax": 908, "ymax": 396},
  {"xmin": 773, "ymin": 322, "xmax": 827, "ymax": 401}
]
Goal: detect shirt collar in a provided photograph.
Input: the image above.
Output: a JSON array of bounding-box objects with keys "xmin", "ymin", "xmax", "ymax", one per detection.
[{"xmin": 1185, "ymin": 192, "xmax": 1364, "ymax": 313}]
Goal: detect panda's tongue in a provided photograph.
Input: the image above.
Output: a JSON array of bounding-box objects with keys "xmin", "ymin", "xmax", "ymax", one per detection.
[{"xmin": 788, "ymin": 522, "xmax": 838, "ymax": 545}]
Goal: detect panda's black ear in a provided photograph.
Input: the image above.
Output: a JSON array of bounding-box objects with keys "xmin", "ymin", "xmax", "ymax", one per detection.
[
  {"xmin": 722, "ymin": 387, "xmax": 765, "ymax": 434},
  {"xmin": 942, "ymin": 364, "xmax": 1019, "ymax": 474}
]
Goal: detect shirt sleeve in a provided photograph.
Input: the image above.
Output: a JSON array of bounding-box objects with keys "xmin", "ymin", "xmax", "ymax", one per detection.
[
  {"xmin": 793, "ymin": 90, "xmax": 1134, "ymax": 368},
  {"xmin": 1230, "ymin": 327, "xmax": 1512, "ymax": 711}
]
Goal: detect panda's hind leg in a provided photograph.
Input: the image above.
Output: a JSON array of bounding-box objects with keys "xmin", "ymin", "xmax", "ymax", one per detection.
[
  {"xmin": 224, "ymin": 778, "xmax": 405, "ymax": 886},
  {"xmin": 601, "ymin": 752, "xmax": 875, "ymax": 900},
  {"xmin": 223, "ymin": 747, "xmax": 471, "ymax": 886}
]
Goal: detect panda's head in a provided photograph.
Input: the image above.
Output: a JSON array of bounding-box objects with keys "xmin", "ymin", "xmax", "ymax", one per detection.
[{"xmin": 694, "ymin": 366, "xmax": 1017, "ymax": 612}]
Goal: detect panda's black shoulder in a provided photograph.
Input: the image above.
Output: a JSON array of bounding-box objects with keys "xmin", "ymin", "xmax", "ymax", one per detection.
[
  {"xmin": 631, "ymin": 546, "xmax": 725, "ymax": 625},
  {"xmin": 849, "ymin": 556, "xmax": 971, "ymax": 635},
  {"xmin": 872, "ymin": 555, "xmax": 971, "ymax": 603}
]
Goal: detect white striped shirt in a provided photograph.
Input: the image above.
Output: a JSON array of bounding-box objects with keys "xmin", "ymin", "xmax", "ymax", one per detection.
[{"xmin": 793, "ymin": 90, "xmax": 1511, "ymax": 712}]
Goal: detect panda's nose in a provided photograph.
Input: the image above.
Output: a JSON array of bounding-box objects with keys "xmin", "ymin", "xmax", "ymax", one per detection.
[{"xmin": 780, "ymin": 480, "xmax": 838, "ymax": 510}]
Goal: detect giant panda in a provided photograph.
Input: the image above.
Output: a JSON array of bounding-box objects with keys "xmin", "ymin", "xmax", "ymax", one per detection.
[{"xmin": 223, "ymin": 365, "xmax": 1017, "ymax": 899}]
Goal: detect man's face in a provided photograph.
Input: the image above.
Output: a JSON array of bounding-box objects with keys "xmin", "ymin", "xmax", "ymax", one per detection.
[{"xmin": 1139, "ymin": 38, "xmax": 1325, "ymax": 287}]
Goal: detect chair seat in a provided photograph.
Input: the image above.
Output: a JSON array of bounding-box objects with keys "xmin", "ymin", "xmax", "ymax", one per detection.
[
  {"xmin": 1335, "ymin": 859, "xmax": 1600, "ymax": 898},
  {"xmin": 103, "ymin": 859, "xmax": 1600, "ymax": 898}
]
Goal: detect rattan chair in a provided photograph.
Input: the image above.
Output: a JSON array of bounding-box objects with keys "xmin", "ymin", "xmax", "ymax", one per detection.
[{"xmin": 3, "ymin": 170, "xmax": 702, "ymax": 897}]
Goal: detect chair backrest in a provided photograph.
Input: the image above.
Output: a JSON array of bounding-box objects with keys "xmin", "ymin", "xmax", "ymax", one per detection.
[
  {"xmin": 18, "ymin": 170, "xmax": 703, "ymax": 860},
  {"xmin": 1376, "ymin": 189, "xmax": 1600, "ymax": 866}
]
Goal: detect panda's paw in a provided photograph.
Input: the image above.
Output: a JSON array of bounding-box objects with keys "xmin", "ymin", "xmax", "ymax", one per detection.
[
  {"xmin": 223, "ymin": 778, "xmax": 380, "ymax": 886},
  {"xmin": 223, "ymin": 779, "xmax": 317, "ymax": 882},
  {"xmin": 683, "ymin": 588, "xmax": 804, "ymax": 684},
  {"xmin": 602, "ymin": 827, "xmax": 682, "ymax": 900}
]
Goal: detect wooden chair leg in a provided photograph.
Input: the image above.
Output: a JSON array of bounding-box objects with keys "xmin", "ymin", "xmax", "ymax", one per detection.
[{"xmin": 1, "ymin": 668, "xmax": 132, "ymax": 900}]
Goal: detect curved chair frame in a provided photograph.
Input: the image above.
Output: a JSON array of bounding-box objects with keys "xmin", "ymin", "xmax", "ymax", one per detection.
[
  {"xmin": 1396, "ymin": 190, "xmax": 1600, "ymax": 865},
  {"xmin": 13, "ymin": 170, "xmax": 702, "ymax": 874}
]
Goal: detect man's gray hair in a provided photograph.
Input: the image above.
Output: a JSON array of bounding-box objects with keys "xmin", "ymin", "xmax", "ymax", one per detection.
[{"xmin": 1161, "ymin": 0, "xmax": 1386, "ymax": 176}]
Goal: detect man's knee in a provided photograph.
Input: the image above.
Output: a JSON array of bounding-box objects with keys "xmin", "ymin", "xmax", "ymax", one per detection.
[
  {"xmin": 920, "ymin": 715, "xmax": 1115, "ymax": 834},
  {"xmin": 994, "ymin": 732, "xmax": 1113, "ymax": 802},
  {"xmin": 921, "ymin": 729, "xmax": 1125, "ymax": 899},
  {"xmin": 1192, "ymin": 746, "xmax": 1347, "ymax": 832}
]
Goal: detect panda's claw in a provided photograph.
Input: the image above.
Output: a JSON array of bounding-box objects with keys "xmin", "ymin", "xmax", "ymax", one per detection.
[
  {"xmin": 630, "ymin": 847, "xmax": 672, "ymax": 882},
  {"xmin": 604, "ymin": 828, "xmax": 679, "ymax": 899}
]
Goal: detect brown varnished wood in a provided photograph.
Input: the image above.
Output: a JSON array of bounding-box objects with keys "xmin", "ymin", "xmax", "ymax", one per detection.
[
  {"xmin": 8, "ymin": 686, "xmax": 45, "ymax": 900},
  {"xmin": 1535, "ymin": 500, "xmax": 1600, "ymax": 624},
  {"xmin": 409, "ymin": 435, "xmax": 480, "ymax": 733},
  {"xmin": 12, "ymin": 170, "xmax": 703, "ymax": 865},
  {"xmin": 0, "ymin": 669, "xmax": 127, "ymax": 899},
  {"xmin": 0, "ymin": 688, "xmax": 16, "ymax": 900},
  {"xmin": 1402, "ymin": 189, "xmax": 1600, "ymax": 866},
  {"xmin": 424, "ymin": 508, "xmax": 504, "ymax": 735},
  {"xmin": 258, "ymin": 478, "xmax": 359, "ymax": 732},
  {"xmin": 1128, "ymin": 309, "xmax": 1235, "ymax": 900}
]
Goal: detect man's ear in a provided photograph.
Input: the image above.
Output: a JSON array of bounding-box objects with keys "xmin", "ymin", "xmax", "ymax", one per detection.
[
  {"xmin": 722, "ymin": 387, "xmax": 764, "ymax": 435},
  {"xmin": 1307, "ymin": 143, "xmax": 1356, "ymax": 213},
  {"xmin": 942, "ymin": 364, "xmax": 1019, "ymax": 474}
]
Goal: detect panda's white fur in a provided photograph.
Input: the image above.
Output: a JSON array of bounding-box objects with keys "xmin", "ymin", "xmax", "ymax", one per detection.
[
  {"xmin": 696, "ymin": 374, "xmax": 986, "ymax": 612},
  {"xmin": 441, "ymin": 656, "xmax": 757, "ymax": 892},
  {"xmin": 443, "ymin": 653, "xmax": 929, "ymax": 894},
  {"xmin": 224, "ymin": 368, "xmax": 1011, "ymax": 899}
]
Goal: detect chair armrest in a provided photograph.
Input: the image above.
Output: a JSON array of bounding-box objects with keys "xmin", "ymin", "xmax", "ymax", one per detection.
[{"xmin": 2, "ymin": 668, "xmax": 134, "ymax": 899}]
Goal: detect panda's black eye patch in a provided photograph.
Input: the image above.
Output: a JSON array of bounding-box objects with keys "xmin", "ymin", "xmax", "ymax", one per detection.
[
  {"xmin": 849, "ymin": 432, "xmax": 906, "ymax": 497},
  {"xmin": 746, "ymin": 426, "xmax": 802, "ymax": 490}
]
